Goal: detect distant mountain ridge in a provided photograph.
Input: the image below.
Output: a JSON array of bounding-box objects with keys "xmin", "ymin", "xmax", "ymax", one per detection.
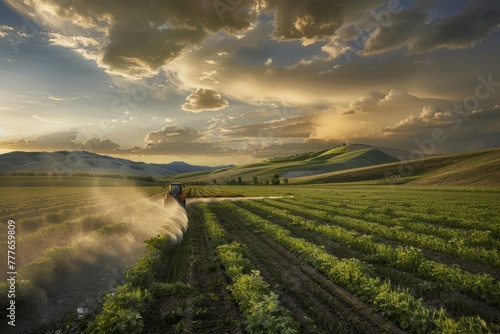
[{"xmin": 0, "ymin": 151, "xmax": 234, "ymax": 177}]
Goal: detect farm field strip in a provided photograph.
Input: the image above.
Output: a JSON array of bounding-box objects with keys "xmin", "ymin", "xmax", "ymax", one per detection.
[
  {"xmin": 300, "ymin": 192, "xmax": 500, "ymax": 238},
  {"xmin": 183, "ymin": 204, "xmax": 245, "ymax": 332},
  {"xmin": 278, "ymin": 197, "xmax": 500, "ymax": 249},
  {"xmin": 203, "ymin": 201, "xmax": 405, "ymax": 334},
  {"xmin": 211, "ymin": 200, "xmax": 496, "ymax": 333},
  {"xmin": 195, "ymin": 202, "xmax": 299, "ymax": 333},
  {"xmin": 267, "ymin": 198, "xmax": 500, "ymax": 268},
  {"xmin": 234, "ymin": 199, "xmax": 500, "ymax": 309}
]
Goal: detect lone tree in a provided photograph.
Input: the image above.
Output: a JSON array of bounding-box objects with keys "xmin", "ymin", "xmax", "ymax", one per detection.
[{"xmin": 271, "ymin": 174, "xmax": 280, "ymax": 185}]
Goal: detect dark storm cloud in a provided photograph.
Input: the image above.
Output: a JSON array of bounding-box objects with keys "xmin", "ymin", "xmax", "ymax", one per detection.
[
  {"xmin": 101, "ymin": 24, "xmax": 205, "ymax": 77},
  {"xmin": 5, "ymin": 0, "xmax": 260, "ymax": 77},
  {"xmin": 362, "ymin": 1, "xmax": 500, "ymax": 55},
  {"xmin": 410, "ymin": 2, "xmax": 500, "ymax": 54},
  {"xmin": 268, "ymin": 0, "xmax": 386, "ymax": 41},
  {"xmin": 5, "ymin": 0, "xmax": 500, "ymax": 78}
]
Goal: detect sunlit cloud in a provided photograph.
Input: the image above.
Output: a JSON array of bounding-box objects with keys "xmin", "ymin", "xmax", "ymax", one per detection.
[{"xmin": 181, "ymin": 88, "xmax": 229, "ymax": 112}]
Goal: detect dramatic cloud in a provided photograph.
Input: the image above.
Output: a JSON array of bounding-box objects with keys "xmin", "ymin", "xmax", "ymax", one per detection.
[
  {"xmin": 268, "ymin": 0, "xmax": 386, "ymax": 44},
  {"xmin": 101, "ymin": 25, "xmax": 205, "ymax": 77},
  {"xmin": 348, "ymin": 89, "xmax": 420, "ymax": 114},
  {"xmin": 0, "ymin": 127, "xmax": 238, "ymax": 157},
  {"xmin": 222, "ymin": 114, "xmax": 314, "ymax": 139},
  {"xmin": 181, "ymin": 88, "xmax": 229, "ymax": 112},
  {"xmin": 0, "ymin": 24, "xmax": 14, "ymax": 37},
  {"xmin": 0, "ymin": 130, "xmax": 78, "ymax": 151},
  {"xmin": 140, "ymin": 125, "xmax": 237, "ymax": 156},
  {"xmin": 81, "ymin": 138, "xmax": 120, "ymax": 153},
  {"xmin": 385, "ymin": 104, "xmax": 468, "ymax": 133},
  {"xmin": 372, "ymin": 107, "xmax": 500, "ymax": 153},
  {"xmin": 410, "ymin": 2, "xmax": 500, "ymax": 54},
  {"xmin": 5, "ymin": 0, "xmax": 500, "ymax": 79},
  {"xmin": 5, "ymin": 0, "xmax": 260, "ymax": 78},
  {"xmin": 361, "ymin": 1, "xmax": 500, "ymax": 56},
  {"xmin": 145, "ymin": 125, "xmax": 203, "ymax": 144}
]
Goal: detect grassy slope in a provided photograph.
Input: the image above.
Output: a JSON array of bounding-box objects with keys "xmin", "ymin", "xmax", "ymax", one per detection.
[
  {"xmin": 163, "ymin": 148, "xmax": 398, "ymax": 183},
  {"xmin": 292, "ymin": 147, "xmax": 500, "ymax": 186}
]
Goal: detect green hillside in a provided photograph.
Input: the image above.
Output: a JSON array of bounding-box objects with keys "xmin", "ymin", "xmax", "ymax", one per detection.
[
  {"xmin": 292, "ymin": 147, "xmax": 500, "ymax": 186},
  {"xmin": 163, "ymin": 146, "xmax": 399, "ymax": 183}
]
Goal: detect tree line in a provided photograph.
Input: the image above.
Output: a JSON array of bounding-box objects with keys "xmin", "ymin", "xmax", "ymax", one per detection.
[{"xmin": 204, "ymin": 174, "xmax": 289, "ymax": 186}]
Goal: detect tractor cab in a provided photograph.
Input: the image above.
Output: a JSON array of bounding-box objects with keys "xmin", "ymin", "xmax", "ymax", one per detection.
[
  {"xmin": 164, "ymin": 181, "xmax": 187, "ymax": 209},
  {"xmin": 170, "ymin": 183, "xmax": 182, "ymax": 195}
]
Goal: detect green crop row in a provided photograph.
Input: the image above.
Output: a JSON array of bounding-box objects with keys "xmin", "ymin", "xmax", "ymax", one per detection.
[
  {"xmin": 198, "ymin": 202, "xmax": 230, "ymax": 245},
  {"xmin": 268, "ymin": 199, "xmax": 500, "ymax": 268},
  {"xmin": 290, "ymin": 189, "xmax": 500, "ymax": 239},
  {"xmin": 218, "ymin": 243, "xmax": 299, "ymax": 334},
  {"xmin": 197, "ymin": 202, "xmax": 299, "ymax": 333},
  {"xmin": 217, "ymin": 201, "xmax": 493, "ymax": 334},
  {"xmin": 281, "ymin": 198, "xmax": 499, "ymax": 251},
  {"xmin": 238, "ymin": 200, "xmax": 500, "ymax": 306}
]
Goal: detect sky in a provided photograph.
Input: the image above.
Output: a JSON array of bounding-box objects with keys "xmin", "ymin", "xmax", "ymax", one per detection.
[{"xmin": 0, "ymin": 0, "xmax": 499, "ymax": 165}]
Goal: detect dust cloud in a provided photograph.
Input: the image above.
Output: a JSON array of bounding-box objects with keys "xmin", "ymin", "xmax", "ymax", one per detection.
[{"xmin": 1, "ymin": 189, "xmax": 188, "ymax": 333}]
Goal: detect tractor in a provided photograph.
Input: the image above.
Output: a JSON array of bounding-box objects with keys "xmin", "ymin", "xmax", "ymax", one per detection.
[{"xmin": 164, "ymin": 181, "xmax": 187, "ymax": 209}]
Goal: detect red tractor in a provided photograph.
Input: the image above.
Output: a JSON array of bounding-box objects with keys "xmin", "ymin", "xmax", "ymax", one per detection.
[{"xmin": 164, "ymin": 181, "xmax": 187, "ymax": 209}]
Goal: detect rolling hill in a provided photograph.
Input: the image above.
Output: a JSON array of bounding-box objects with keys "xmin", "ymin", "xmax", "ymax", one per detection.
[
  {"xmin": 163, "ymin": 145, "xmax": 400, "ymax": 183},
  {"xmin": 291, "ymin": 147, "xmax": 500, "ymax": 186},
  {"xmin": 0, "ymin": 151, "xmax": 233, "ymax": 177}
]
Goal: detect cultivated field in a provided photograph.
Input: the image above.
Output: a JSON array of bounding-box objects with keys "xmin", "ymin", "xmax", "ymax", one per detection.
[{"xmin": 1, "ymin": 184, "xmax": 499, "ymax": 333}]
